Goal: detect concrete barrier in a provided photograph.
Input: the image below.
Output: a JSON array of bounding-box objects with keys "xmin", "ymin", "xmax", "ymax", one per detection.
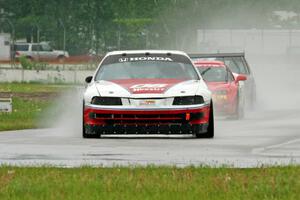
[{"xmin": 0, "ymin": 69, "xmax": 94, "ymax": 83}]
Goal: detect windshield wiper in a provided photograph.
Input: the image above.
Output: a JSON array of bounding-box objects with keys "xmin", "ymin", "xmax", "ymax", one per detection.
[{"xmin": 201, "ymin": 67, "xmax": 212, "ymax": 76}]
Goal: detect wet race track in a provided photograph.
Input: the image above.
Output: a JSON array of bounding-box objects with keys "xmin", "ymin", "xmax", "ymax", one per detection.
[
  {"xmin": 0, "ymin": 108, "xmax": 300, "ymax": 168},
  {"xmin": 0, "ymin": 56, "xmax": 300, "ymax": 168}
]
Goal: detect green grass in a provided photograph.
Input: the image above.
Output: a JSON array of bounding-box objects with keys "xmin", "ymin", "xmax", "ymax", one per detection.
[
  {"xmin": 0, "ymin": 166, "xmax": 299, "ymax": 200},
  {"xmin": 0, "ymin": 98, "xmax": 51, "ymax": 131},
  {"xmin": 0, "ymin": 82, "xmax": 72, "ymax": 93},
  {"xmin": 0, "ymin": 83, "xmax": 72, "ymax": 131}
]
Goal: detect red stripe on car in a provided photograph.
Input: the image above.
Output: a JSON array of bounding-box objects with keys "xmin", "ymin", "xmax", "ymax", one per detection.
[{"xmin": 110, "ymin": 79, "xmax": 186, "ymax": 94}]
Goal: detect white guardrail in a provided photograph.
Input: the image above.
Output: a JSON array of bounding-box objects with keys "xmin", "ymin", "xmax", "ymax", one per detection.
[{"xmin": 0, "ymin": 68, "xmax": 94, "ymax": 83}]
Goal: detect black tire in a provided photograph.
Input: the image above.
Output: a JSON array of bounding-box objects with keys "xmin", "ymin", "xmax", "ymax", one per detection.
[
  {"xmin": 82, "ymin": 101, "xmax": 88, "ymax": 138},
  {"xmin": 249, "ymin": 87, "xmax": 257, "ymax": 110},
  {"xmin": 233, "ymin": 94, "xmax": 245, "ymax": 120},
  {"xmin": 57, "ymin": 55, "xmax": 66, "ymax": 63},
  {"xmin": 195, "ymin": 102, "xmax": 214, "ymax": 138},
  {"xmin": 26, "ymin": 56, "xmax": 33, "ymax": 61},
  {"xmin": 82, "ymin": 101, "xmax": 101, "ymax": 138},
  {"xmin": 83, "ymin": 127, "xmax": 100, "ymax": 138}
]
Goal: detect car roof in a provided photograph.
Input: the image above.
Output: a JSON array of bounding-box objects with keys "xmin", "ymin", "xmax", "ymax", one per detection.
[
  {"xmin": 15, "ymin": 43, "xmax": 30, "ymax": 45},
  {"xmin": 189, "ymin": 52, "xmax": 245, "ymax": 58},
  {"xmin": 15, "ymin": 43, "xmax": 47, "ymax": 45},
  {"xmin": 193, "ymin": 60, "xmax": 226, "ymax": 67},
  {"xmin": 106, "ymin": 50, "xmax": 188, "ymax": 57}
]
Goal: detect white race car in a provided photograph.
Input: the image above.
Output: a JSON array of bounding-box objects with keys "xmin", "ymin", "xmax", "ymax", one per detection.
[{"xmin": 83, "ymin": 50, "xmax": 214, "ymax": 138}]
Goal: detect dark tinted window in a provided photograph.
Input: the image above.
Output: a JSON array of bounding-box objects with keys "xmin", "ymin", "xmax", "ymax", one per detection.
[
  {"xmin": 32, "ymin": 45, "xmax": 41, "ymax": 51},
  {"xmin": 227, "ymin": 70, "xmax": 235, "ymax": 82},
  {"xmin": 224, "ymin": 57, "xmax": 248, "ymax": 74},
  {"xmin": 223, "ymin": 58, "xmax": 240, "ymax": 74},
  {"xmin": 234, "ymin": 57, "xmax": 249, "ymax": 74},
  {"xmin": 14, "ymin": 44, "xmax": 29, "ymax": 51}
]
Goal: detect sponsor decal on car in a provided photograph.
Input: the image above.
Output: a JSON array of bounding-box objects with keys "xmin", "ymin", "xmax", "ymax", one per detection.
[
  {"xmin": 119, "ymin": 57, "xmax": 173, "ymax": 63},
  {"xmin": 110, "ymin": 79, "xmax": 186, "ymax": 94},
  {"xmin": 130, "ymin": 84, "xmax": 168, "ymax": 92}
]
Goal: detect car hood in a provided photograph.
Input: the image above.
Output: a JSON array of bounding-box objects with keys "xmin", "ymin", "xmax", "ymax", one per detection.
[{"xmin": 93, "ymin": 79, "xmax": 201, "ymax": 98}]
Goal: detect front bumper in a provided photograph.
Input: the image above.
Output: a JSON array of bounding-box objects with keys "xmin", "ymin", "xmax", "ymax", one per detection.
[
  {"xmin": 212, "ymin": 95, "xmax": 236, "ymax": 115},
  {"xmin": 83, "ymin": 104, "xmax": 210, "ymax": 135}
]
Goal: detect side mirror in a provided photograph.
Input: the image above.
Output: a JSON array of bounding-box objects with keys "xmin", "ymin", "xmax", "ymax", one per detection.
[
  {"xmin": 85, "ymin": 76, "xmax": 93, "ymax": 83},
  {"xmin": 235, "ymin": 74, "xmax": 247, "ymax": 83}
]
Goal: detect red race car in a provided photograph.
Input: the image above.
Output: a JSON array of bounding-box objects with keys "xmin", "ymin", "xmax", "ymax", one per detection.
[{"xmin": 193, "ymin": 60, "xmax": 247, "ymax": 118}]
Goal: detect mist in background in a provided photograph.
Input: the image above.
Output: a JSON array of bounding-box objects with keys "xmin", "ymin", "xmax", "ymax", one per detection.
[{"xmin": 248, "ymin": 55, "xmax": 300, "ymax": 110}]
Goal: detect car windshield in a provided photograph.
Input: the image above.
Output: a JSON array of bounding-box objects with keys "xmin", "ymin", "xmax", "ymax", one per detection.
[
  {"xmin": 191, "ymin": 56, "xmax": 248, "ymax": 74},
  {"xmin": 95, "ymin": 54, "xmax": 199, "ymax": 81},
  {"xmin": 196, "ymin": 66, "xmax": 228, "ymax": 82}
]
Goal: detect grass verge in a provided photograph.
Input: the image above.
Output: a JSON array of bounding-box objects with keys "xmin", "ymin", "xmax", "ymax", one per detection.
[
  {"xmin": 0, "ymin": 166, "xmax": 299, "ymax": 200},
  {"xmin": 0, "ymin": 83, "xmax": 72, "ymax": 131},
  {"xmin": 0, "ymin": 82, "xmax": 72, "ymax": 93},
  {"xmin": 0, "ymin": 97, "xmax": 50, "ymax": 131}
]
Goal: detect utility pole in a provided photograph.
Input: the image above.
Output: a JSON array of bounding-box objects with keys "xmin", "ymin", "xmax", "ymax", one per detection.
[
  {"xmin": 59, "ymin": 19, "xmax": 66, "ymax": 69},
  {"xmin": 32, "ymin": 24, "xmax": 40, "ymax": 61},
  {"xmin": 118, "ymin": 24, "xmax": 121, "ymax": 50}
]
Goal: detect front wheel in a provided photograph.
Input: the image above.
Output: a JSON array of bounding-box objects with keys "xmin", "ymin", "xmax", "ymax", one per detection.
[
  {"xmin": 249, "ymin": 87, "xmax": 257, "ymax": 110},
  {"xmin": 82, "ymin": 126, "xmax": 101, "ymax": 138},
  {"xmin": 195, "ymin": 102, "xmax": 214, "ymax": 138},
  {"xmin": 233, "ymin": 93, "xmax": 245, "ymax": 120},
  {"xmin": 82, "ymin": 101, "xmax": 101, "ymax": 138},
  {"xmin": 57, "ymin": 55, "xmax": 66, "ymax": 63},
  {"xmin": 26, "ymin": 56, "xmax": 33, "ymax": 62}
]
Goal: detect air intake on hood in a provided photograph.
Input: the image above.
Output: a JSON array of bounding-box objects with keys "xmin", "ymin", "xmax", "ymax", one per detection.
[
  {"xmin": 91, "ymin": 97, "xmax": 122, "ymax": 106},
  {"xmin": 173, "ymin": 96, "xmax": 204, "ymax": 105}
]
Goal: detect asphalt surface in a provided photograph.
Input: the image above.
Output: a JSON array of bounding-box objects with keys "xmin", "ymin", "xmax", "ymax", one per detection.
[{"xmin": 0, "ymin": 108, "xmax": 300, "ymax": 168}]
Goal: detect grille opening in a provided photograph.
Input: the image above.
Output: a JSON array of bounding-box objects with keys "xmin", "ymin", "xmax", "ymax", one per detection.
[{"xmin": 91, "ymin": 112, "xmax": 203, "ymax": 124}]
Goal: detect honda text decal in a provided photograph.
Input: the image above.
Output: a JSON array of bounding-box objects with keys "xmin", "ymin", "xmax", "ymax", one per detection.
[{"xmin": 119, "ymin": 57, "xmax": 173, "ymax": 63}]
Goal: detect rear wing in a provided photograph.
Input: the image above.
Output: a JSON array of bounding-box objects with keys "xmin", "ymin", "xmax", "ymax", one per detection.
[
  {"xmin": 189, "ymin": 52, "xmax": 252, "ymax": 74},
  {"xmin": 188, "ymin": 52, "xmax": 245, "ymax": 58}
]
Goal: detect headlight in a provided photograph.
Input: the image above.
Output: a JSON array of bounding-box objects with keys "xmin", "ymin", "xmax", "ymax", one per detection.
[
  {"xmin": 91, "ymin": 97, "xmax": 122, "ymax": 106},
  {"xmin": 173, "ymin": 96, "xmax": 204, "ymax": 105},
  {"xmin": 214, "ymin": 90, "xmax": 227, "ymax": 95}
]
